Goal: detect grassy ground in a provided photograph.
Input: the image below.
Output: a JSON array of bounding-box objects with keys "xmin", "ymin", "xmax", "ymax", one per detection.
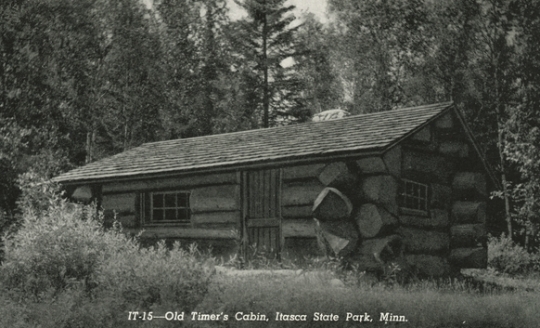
[
  {"xmin": 1, "ymin": 268, "xmax": 539, "ymax": 327},
  {"xmin": 190, "ymin": 269, "xmax": 540, "ymax": 328}
]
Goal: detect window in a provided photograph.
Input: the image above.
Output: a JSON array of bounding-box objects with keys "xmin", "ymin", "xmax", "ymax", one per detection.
[
  {"xmin": 148, "ymin": 191, "xmax": 190, "ymax": 224},
  {"xmin": 399, "ymin": 180, "xmax": 428, "ymax": 212}
]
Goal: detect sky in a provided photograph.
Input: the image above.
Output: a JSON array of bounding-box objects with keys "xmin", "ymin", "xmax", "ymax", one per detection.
[
  {"xmin": 142, "ymin": 0, "xmax": 329, "ymax": 23},
  {"xmin": 228, "ymin": 0, "xmax": 329, "ymax": 22}
]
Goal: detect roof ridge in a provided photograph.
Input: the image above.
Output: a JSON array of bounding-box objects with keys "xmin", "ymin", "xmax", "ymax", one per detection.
[{"xmin": 141, "ymin": 102, "xmax": 453, "ymax": 146}]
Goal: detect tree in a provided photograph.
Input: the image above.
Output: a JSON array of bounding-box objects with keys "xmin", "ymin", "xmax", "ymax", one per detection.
[
  {"xmin": 294, "ymin": 13, "xmax": 343, "ymax": 114},
  {"xmin": 327, "ymin": 0, "xmax": 434, "ymax": 113},
  {"xmin": 504, "ymin": 0, "xmax": 540, "ymax": 246},
  {"xmin": 232, "ymin": 0, "xmax": 308, "ymax": 127},
  {"xmin": 96, "ymin": 0, "xmax": 165, "ymax": 153}
]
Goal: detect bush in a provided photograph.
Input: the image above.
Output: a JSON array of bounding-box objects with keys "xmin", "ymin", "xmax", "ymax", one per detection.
[
  {"xmin": 0, "ymin": 186, "xmax": 215, "ymax": 327},
  {"xmin": 0, "ymin": 198, "xmax": 131, "ymax": 297},
  {"xmin": 488, "ymin": 234, "xmax": 540, "ymax": 275}
]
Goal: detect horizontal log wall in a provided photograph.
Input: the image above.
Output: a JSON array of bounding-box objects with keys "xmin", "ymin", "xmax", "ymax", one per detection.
[
  {"xmin": 281, "ymin": 161, "xmax": 359, "ymax": 255},
  {"xmin": 124, "ymin": 226, "xmax": 237, "ymax": 239},
  {"xmin": 450, "ymin": 248, "xmax": 487, "ymax": 268},
  {"xmin": 282, "ymin": 180, "xmax": 324, "ymax": 207},
  {"xmin": 450, "ymin": 224, "xmax": 486, "ymax": 248},
  {"xmin": 402, "ymin": 149, "xmax": 454, "ymax": 184},
  {"xmin": 101, "ymin": 172, "xmax": 242, "ymax": 245},
  {"xmin": 433, "ymin": 110, "xmax": 488, "ymax": 270},
  {"xmin": 282, "ymin": 163, "xmax": 326, "ymax": 182},
  {"xmin": 101, "ymin": 193, "xmax": 137, "ymax": 228},
  {"xmin": 360, "ymin": 175, "xmax": 398, "ymax": 215},
  {"xmin": 102, "ymin": 172, "xmax": 239, "ymax": 193},
  {"xmin": 190, "ymin": 185, "xmax": 241, "ymax": 213},
  {"xmin": 397, "ymin": 111, "xmax": 487, "ymax": 275},
  {"xmin": 400, "ymin": 209, "xmax": 449, "ymax": 229},
  {"xmin": 282, "ymin": 219, "xmax": 316, "ymax": 238},
  {"xmin": 398, "ymin": 227, "xmax": 449, "ymax": 254},
  {"xmin": 281, "ymin": 163, "xmax": 325, "ymax": 244}
]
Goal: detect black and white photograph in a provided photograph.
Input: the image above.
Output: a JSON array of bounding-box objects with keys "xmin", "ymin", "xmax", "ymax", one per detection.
[{"xmin": 1, "ymin": 0, "xmax": 540, "ymax": 327}]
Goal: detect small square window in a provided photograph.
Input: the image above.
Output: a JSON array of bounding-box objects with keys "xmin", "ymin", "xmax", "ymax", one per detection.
[
  {"xmin": 399, "ymin": 180, "xmax": 428, "ymax": 212},
  {"xmin": 147, "ymin": 191, "xmax": 190, "ymax": 224}
]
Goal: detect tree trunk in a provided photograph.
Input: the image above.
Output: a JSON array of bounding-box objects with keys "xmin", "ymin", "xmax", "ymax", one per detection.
[
  {"xmin": 498, "ymin": 123, "xmax": 512, "ymax": 238},
  {"xmin": 262, "ymin": 11, "xmax": 269, "ymax": 128}
]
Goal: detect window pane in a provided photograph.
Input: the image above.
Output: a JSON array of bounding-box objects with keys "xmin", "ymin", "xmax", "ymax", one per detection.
[
  {"xmin": 165, "ymin": 209, "xmax": 177, "ymax": 221},
  {"xmin": 401, "ymin": 180, "xmax": 428, "ymax": 212},
  {"xmin": 153, "ymin": 194, "xmax": 163, "ymax": 208},
  {"xmin": 165, "ymin": 193, "xmax": 176, "ymax": 208},
  {"xmin": 148, "ymin": 191, "xmax": 190, "ymax": 223},
  {"xmin": 177, "ymin": 193, "xmax": 188, "ymax": 207},
  {"xmin": 153, "ymin": 209, "xmax": 163, "ymax": 221},
  {"xmin": 178, "ymin": 209, "xmax": 189, "ymax": 222}
]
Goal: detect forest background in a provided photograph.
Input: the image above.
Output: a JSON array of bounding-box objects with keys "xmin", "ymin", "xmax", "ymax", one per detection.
[{"xmin": 1, "ymin": 0, "xmax": 540, "ymax": 247}]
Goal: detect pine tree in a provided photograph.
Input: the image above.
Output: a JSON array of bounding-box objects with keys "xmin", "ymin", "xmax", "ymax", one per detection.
[{"xmin": 232, "ymin": 0, "xmax": 308, "ymax": 127}]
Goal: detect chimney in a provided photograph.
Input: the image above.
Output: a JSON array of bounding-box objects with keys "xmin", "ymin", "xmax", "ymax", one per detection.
[{"xmin": 312, "ymin": 109, "xmax": 351, "ymax": 122}]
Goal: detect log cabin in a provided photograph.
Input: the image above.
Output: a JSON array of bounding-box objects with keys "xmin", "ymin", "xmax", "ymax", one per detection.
[{"xmin": 54, "ymin": 102, "xmax": 496, "ymax": 276}]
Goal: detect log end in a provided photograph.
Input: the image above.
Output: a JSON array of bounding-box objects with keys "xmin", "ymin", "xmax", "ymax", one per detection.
[
  {"xmin": 355, "ymin": 204, "xmax": 398, "ymax": 238},
  {"xmin": 313, "ymin": 187, "xmax": 353, "ymax": 221}
]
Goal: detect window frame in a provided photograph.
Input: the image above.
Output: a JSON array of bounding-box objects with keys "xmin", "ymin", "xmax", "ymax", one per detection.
[
  {"xmin": 144, "ymin": 190, "xmax": 191, "ymax": 225},
  {"xmin": 399, "ymin": 179, "xmax": 429, "ymax": 215}
]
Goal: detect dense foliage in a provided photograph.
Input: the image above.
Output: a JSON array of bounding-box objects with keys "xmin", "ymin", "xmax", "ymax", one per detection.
[
  {"xmin": 2, "ymin": 0, "xmax": 540, "ymax": 246},
  {"xmin": 0, "ymin": 187, "xmax": 215, "ymax": 327}
]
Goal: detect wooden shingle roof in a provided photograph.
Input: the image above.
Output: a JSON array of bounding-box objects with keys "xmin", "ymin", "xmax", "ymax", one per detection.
[{"xmin": 54, "ymin": 102, "xmax": 453, "ymax": 184}]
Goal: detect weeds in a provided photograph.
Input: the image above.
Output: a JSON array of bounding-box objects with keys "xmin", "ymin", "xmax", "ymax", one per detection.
[{"xmin": 488, "ymin": 233, "xmax": 540, "ymax": 275}]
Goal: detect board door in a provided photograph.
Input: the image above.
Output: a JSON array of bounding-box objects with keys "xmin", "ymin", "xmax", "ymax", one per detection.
[{"xmin": 244, "ymin": 169, "xmax": 281, "ymax": 255}]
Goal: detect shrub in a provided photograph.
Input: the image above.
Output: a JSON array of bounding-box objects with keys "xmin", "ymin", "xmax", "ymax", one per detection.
[
  {"xmin": 488, "ymin": 233, "xmax": 540, "ymax": 275},
  {"xmin": 0, "ymin": 196, "xmax": 132, "ymax": 297},
  {"xmin": 0, "ymin": 184, "xmax": 216, "ymax": 327}
]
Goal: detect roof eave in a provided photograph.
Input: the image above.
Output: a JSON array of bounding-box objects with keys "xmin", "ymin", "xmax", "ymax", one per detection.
[
  {"xmin": 451, "ymin": 106, "xmax": 501, "ymax": 189},
  {"xmin": 54, "ymin": 147, "xmax": 386, "ymax": 186}
]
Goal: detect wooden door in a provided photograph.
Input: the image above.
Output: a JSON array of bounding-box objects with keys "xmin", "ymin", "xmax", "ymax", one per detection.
[{"xmin": 243, "ymin": 169, "xmax": 281, "ymax": 255}]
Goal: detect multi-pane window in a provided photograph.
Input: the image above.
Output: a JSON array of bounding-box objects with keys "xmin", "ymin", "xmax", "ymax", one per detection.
[
  {"xmin": 149, "ymin": 191, "xmax": 190, "ymax": 223},
  {"xmin": 399, "ymin": 180, "xmax": 428, "ymax": 212}
]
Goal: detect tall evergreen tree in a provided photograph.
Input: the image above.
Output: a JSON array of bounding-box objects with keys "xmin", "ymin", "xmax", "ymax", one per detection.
[{"xmin": 232, "ymin": 0, "xmax": 308, "ymax": 127}]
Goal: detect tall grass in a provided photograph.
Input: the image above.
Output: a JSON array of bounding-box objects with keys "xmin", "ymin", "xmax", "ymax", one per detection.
[{"xmin": 193, "ymin": 273, "xmax": 540, "ymax": 328}]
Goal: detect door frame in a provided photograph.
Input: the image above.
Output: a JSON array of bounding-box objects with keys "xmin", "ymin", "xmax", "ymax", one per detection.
[{"xmin": 241, "ymin": 168, "xmax": 283, "ymax": 258}]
